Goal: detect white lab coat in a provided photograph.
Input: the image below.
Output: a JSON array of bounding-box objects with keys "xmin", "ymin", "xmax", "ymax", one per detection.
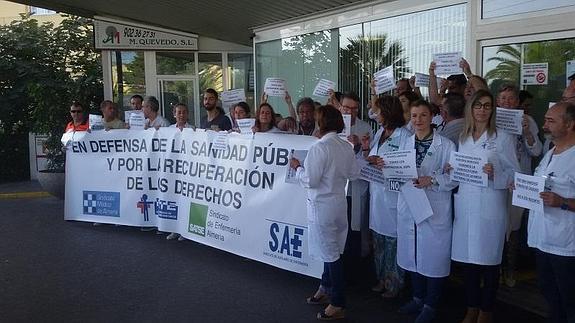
[
  {"xmin": 347, "ymin": 118, "xmax": 374, "ymax": 231},
  {"xmin": 528, "ymin": 146, "xmax": 575, "ymax": 257},
  {"xmin": 452, "ymin": 130, "xmax": 520, "ymax": 265},
  {"xmin": 368, "ymin": 126, "xmax": 412, "ymax": 237},
  {"xmin": 507, "ymin": 114, "xmax": 543, "ymax": 235},
  {"xmin": 296, "ymin": 132, "xmax": 360, "ymax": 262},
  {"xmin": 397, "ymin": 133, "xmax": 457, "ymax": 277}
]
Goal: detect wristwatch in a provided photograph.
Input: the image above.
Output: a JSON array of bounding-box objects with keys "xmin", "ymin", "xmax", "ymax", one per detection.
[{"xmin": 560, "ymin": 198, "xmax": 569, "ymax": 210}]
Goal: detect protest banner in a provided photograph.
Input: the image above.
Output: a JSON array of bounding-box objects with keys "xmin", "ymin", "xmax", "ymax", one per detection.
[
  {"xmin": 373, "ymin": 66, "xmax": 396, "ymax": 94},
  {"xmin": 433, "ymin": 52, "xmax": 463, "ymax": 75},
  {"xmin": 64, "ymin": 129, "xmax": 323, "ymax": 278},
  {"xmin": 264, "ymin": 78, "xmax": 287, "ymax": 97},
  {"xmin": 380, "ymin": 149, "xmax": 417, "ymax": 179},
  {"xmin": 512, "ymin": 172, "xmax": 545, "ymax": 214},
  {"xmin": 496, "ymin": 107, "xmax": 524, "ymax": 135},
  {"xmin": 312, "ymin": 79, "xmax": 336, "ymax": 97},
  {"xmin": 449, "ymin": 152, "xmax": 488, "ymax": 187}
]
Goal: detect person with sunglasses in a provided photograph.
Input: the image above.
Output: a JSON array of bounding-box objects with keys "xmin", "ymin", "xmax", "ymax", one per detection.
[{"xmin": 65, "ymin": 101, "xmax": 89, "ymax": 132}]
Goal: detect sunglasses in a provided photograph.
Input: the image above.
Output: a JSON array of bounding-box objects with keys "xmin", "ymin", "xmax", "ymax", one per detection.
[{"xmin": 70, "ymin": 110, "xmax": 82, "ymax": 113}]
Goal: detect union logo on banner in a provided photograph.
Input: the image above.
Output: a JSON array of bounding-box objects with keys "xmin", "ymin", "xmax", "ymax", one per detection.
[{"xmin": 136, "ymin": 194, "xmax": 154, "ymax": 221}]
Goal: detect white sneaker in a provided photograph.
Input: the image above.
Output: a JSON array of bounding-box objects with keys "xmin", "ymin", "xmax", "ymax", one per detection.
[
  {"xmin": 177, "ymin": 236, "xmax": 186, "ymax": 241},
  {"xmin": 166, "ymin": 232, "xmax": 180, "ymax": 240}
]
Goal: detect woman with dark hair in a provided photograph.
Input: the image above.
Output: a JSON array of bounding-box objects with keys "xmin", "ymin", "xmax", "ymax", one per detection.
[
  {"xmin": 361, "ymin": 95, "xmax": 411, "ymax": 298},
  {"xmin": 290, "ymin": 105, "xmax": 360, "ymax": 321},
  {"xmin": 395, "ymin": 100, "xmax": 457, "ymax": 323},
  {"xmin": 253, "ymin": 103, "xmax": 281, "ymax": 133},
  {"xmin": 398, "ymin": 91, "xmax": 419, "ymax": 131},
  {"xmin": 450, "ymin": 89, "xmax": 519, "ymax": 323}
]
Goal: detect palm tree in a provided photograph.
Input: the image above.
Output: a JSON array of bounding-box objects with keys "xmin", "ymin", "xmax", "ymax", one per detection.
[
  {"xmin": 339, "ymin": 33, "xmax": 409, "ymax": 117},
  {"xmin": 484, "ymin": 44, "xmax": 521, "ymax": 85}
]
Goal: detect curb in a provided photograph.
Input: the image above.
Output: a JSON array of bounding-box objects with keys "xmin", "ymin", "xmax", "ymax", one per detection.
[{"xmin": 0, "ymin": 191, "xmax": 51, "ymax": 200}]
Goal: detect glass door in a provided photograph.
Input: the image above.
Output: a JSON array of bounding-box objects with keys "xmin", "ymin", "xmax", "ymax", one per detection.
[{"xmin": 157, "ymin": 77, "xmax": 198, "ymax": 126}]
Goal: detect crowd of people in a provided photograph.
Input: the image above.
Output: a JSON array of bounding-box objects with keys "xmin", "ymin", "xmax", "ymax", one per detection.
[{"xmin": 64, "ymin": 59, "xmax": 575, "ymax": 323}]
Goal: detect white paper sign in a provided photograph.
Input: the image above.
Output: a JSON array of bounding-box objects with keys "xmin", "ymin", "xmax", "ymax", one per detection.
[
  {"xmin": 496, "ymin": 107, "xmax": 524, "ymax": 135},
  {"xmin": 400, "ymin": 181, "xmax": 433, "ymax": 224},
  {"xmin": 381, "ymin": 149, "xmax": 418, "ymax": 179},
  {"xmin": 567, "ymin": 60, "xmax": 575, "ymax": 87},
  {"xmin": 512, "ymin": 173, "xmax": 545, "ymax": 214},
  {"xmin": 212, "ymin": 131, "xmax": 229, "ymax": 151},
  {"xmin": 433, "ymin": 52, "xmax": 463, "ymax": 75},
  {"xmin": 449, "ymin": 152, "xmax": 488, "ymax": 187},
  {"xmin": 373, "ymin": 66, "xmax": 396, "ymax": 94},
  {"xmin": 286, "ymin": 150, "xmax": 308, "ymax": 184},
  {"xmin": 312, "ymin": 79, "xmax": 336, "ymax": 97},
  {"xmin": 338, "ymin": 114, "xmax": 352, "ymax": 140},
  {"xmin": 89, "ymin": 114, "xmax": 104, "ymax": 131},
  {"xmin": 414, "ymin": 73, "xmax": 445, "ymax": 88},
  {"xmin": 521, "ymin": 63, "xmax": 548, "ymax": 85},
  {"xmin": 221, "ymin": 89, "xmax": 246, "ymax": 112},
  {"xmin": 264, "ymin": 78, "xmax": 287, "ymax": 97},
  {"xmin": 125, "ymin": 110, "xmax": 145, "ymax": 130},
  {"xmin": 549, "ymin": 102, "xmax": 556, "ymax": 110},
  {"xmin": 236, "ymin": 118, "xmax": 255, "ymax": 135},
  {"xmin": 358, "ymin": 159, "xmax": 386, "ymax": 185}
]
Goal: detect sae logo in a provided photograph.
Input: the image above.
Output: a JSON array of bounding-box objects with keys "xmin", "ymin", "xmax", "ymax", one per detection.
[
  {"xmin": 188, "ymin": 203, "xmax": 208, "ymax": 237},
  {"xmin": 154, "ymin": 198, "xmax": 178, "ymax": 220},
  {"xmin": 268, "ymin": 221, "xmax": 304, "ymax": 259},
  {"xmin": 83, "ymin": 191, "xmax": 120, "ymax": 217}
]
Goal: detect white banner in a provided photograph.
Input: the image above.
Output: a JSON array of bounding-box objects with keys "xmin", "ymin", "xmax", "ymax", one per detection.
[
  {"xmin": 496, "ymin": 107, "xmax": 524, "ymax": 135},
  {"xmin": 449, "ymin": 152, "xmax": 488, "ymax": 187},
  {"xmin": 512, "ymin": 173, "xmax": 545, "ymax": 214},
  {"xmin": 94, "ymin": 20, "xmax": 198, "ymax": 50},
  {"xmin": 64, "ymin": 129, "xmax": 323, "ymax": 277}
]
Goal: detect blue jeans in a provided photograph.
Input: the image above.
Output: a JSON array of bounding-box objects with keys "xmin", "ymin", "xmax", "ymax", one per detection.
[
  {"xmin": 410, "ymin": 271, "xmax": 445, "ymax": 309},
  {"xmin": 536, "ymin": 250, "xmax": 575, "ymax": 323},
  {"xmin": 320, "ymin": 257, "xmax": 345, "ymax": 308}
]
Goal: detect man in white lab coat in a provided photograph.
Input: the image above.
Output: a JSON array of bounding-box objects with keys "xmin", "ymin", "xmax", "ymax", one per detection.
[{"xmin": 527, "ymin": 101, "xmax": 575, "ymax": 323}]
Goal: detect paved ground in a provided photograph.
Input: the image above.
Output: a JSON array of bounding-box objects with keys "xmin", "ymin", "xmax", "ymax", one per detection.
[{"xmin": 0, "ymin": 182, "xmax": 545, "ymax": 322}]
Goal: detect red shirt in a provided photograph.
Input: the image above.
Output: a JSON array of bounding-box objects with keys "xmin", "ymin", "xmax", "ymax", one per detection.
[{"xmin": 65, "ymin": 121, "xmax": 89, "ymax": 132}]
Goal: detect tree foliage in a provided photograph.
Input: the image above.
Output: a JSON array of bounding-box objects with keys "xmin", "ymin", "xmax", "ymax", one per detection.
[{"xmin": 0, "ymin": 15, "xmax": 103, "ymax": 181}]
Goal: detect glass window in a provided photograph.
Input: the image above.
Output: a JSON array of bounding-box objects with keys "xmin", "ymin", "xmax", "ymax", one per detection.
[
  {"xmin": 227, "ymin": 53, "xmax": 254, "ymax": 110},
  {"xmin": 156, "ymin": 52, "xmax": 195, "ymax": 75},
  {"xmin": 29, "ymin": 7, "xmax": 56, "ymax": 15},
  {"xmin": 111, "ymin": 51, "xmax": 146, "ymax": 112},
  {"xmin": 482, "ymin": 38, "xmax": 575, "ymax": 131},
  {"xmin": 339, "ymin": 4, "xmax": 466, "ymax": 116},
  {"xmin": 256, "ymin": 30, "xmax": 339, "ymax": 117},
  {"xmin": 482, "ymin": 0, "xmax": 574, "ymax": 19},
  {"xmin": 198, "ymin": 53, "xmax": 223, "ymax": 120}
]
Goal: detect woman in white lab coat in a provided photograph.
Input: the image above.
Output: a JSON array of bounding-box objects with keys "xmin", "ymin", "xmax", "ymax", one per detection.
[
  {"xmin": 450, "ymin": 89, "xmax": 519, "ymax": 323},
  {"xmin": 395, "ymin": 100, "xmax": 457, "ymax": 323},
  {"xmin": 361, "ymin": 95, "xmax": 411, "ymax": 297},
  {"xmin": 290, "ymin": 105, "xmax": 360, "ymax": 321}
]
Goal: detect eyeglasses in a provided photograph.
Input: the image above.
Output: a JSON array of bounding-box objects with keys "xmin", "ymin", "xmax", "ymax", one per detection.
[
  {"xmin": 70, "ymin": 110, "xmax": 82, "ymax": 113},
  {"xmin": 472, "ymin": 102, "xmax": 493, "ymax": 110}
]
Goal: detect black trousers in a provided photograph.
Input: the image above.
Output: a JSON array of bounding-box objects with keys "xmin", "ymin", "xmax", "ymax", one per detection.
[{"xmin": 536, "ymin": 250, "xmax": 575, "ymax": 323}]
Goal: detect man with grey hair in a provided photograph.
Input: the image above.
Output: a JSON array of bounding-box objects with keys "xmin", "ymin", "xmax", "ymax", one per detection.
[
  {"xmin": 142, "ymin": 96, "xmax": 170, "ymax": 129},
  {"xmin": 528, "ymin": 101, "xmax": 575, "ymax": 323}
]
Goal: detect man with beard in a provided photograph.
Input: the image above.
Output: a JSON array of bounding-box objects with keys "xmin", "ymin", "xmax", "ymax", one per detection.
[{"xmin": 200, "ymin": 88, "xmax": 232, "ymax": 131}]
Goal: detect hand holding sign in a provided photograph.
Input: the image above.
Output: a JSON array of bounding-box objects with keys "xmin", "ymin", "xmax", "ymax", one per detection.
[
  {"xmin": 373, "ymin": 66, "xmax": 396, "ymax": 94},
  {"xmin": 313, "ymin": 79, "xmax": 336, "ymax": 97},
  {"xmin": 433, "ymin": 52, "xmax": 463, "ymax": 75}
]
